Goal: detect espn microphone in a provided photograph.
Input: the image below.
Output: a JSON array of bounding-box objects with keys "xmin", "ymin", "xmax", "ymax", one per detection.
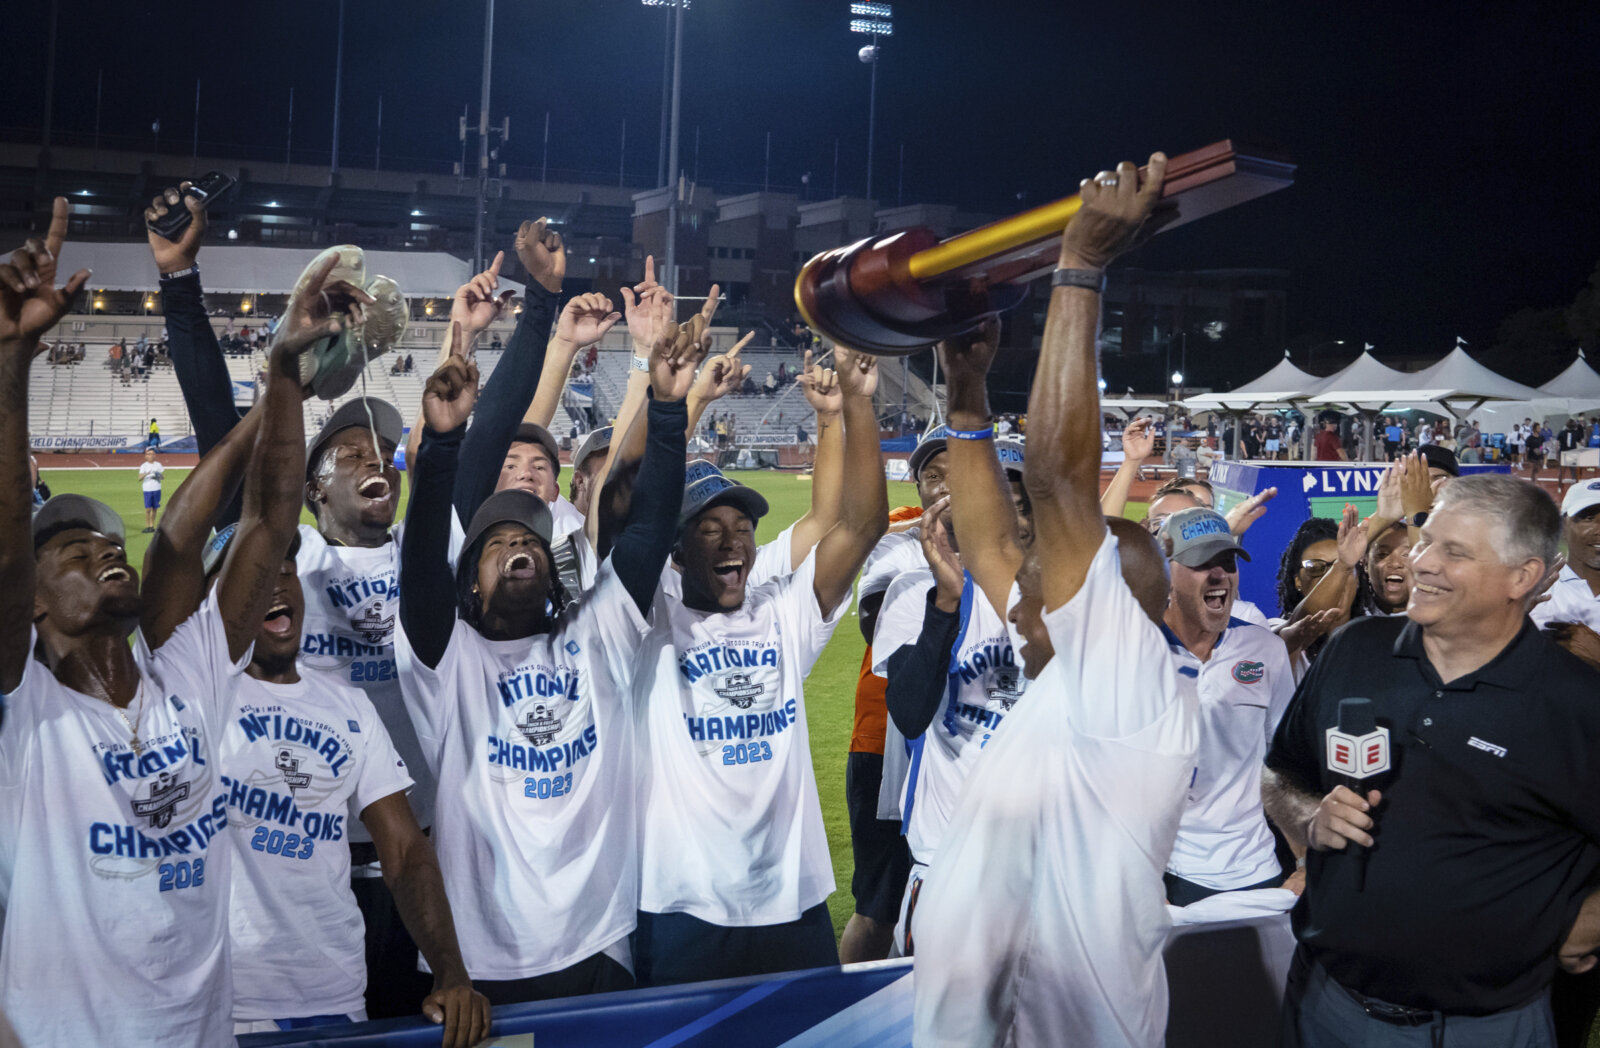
[{"xmin": 1324, "ymin": 697, "xmax": 1392, "ymax": 891}]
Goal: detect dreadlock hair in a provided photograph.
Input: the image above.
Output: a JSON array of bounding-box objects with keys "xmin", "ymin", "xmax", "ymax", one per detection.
[
  {"xmin": 454, "ymin": 531, "xmax": 571, "ymax": 632},
  {"xmin": 1275, "ymin": 517, "xmax": 1340, "ymax": 615}
]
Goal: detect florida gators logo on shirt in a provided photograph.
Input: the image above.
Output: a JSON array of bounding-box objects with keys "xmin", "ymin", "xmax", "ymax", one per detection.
[{"xmin": 1231, "ymin": 660, "xmax": 1265, "ymax": 685}]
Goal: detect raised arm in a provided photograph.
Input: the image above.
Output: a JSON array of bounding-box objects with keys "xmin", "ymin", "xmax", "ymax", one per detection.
[
  {"xmin": 884, "ymin": 499, "xmax": 964, "ymax": 737},
  {"xmin": 448, "ymin": 247, "xmax": 555, "ymax": 521},
  {"xmin": 214, "ymin": 255, "xmax": 369, "ymax": 661},
  {"xmin": 140, "ymin": 406, "xmax": 262, "ymax": 650},
  {"xmin": 402, "ymin": 325, "xmax": 478, "ymax": 670},
  {"xmin": 684, "ymin": 334, "xmax": 753, "ymax": 439},
  {"xmin": 524, "ymin": 291, "xmax": 620, "ymax": 430},
  {"xmin": 0, "ymin": 201, "xmax": 91, "ymax": 692},
  {"xmin": 607, "ymin": 314, "xmax": 706, "ymax": 613},
  {"xmin": 1100, "ymin": 416, "xmax": 1155, "ymax": 518},
  {"xmin": 788, "ymin": 348, "xmax": 846, "ymax": 569},
  {"xmin": 1026, "ymin": 154, "xmax": 1167, "ymax": 610},
  {"xmin": 812, "ymin": 345, "xmax": 889, "ymax": 613},
  {"xmin": 939, "ymin": 319, "xmax": 1024, "ymax": 619}
]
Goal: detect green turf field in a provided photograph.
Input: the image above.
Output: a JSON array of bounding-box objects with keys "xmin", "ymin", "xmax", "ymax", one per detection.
[{"xmin": 40, "ymin": 463, "xmax": 923, "ymax": 938}]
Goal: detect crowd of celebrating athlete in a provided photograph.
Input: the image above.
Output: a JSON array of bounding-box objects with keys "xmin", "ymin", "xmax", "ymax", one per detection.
[{"xmin": 4, "ymin": 152, "xmax": 1600, "ymax": 1048}]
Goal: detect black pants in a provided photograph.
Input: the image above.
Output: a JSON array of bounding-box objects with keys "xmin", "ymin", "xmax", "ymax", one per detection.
[
  {"xmin": 846, "ymin": 751, "xmax": 911, "ymax": 924},
  {"xmin": 633, "ymin": 902, "xmax": 838, "ymax": 987},
  {"xmin": 1550, "ymin": 965, "xmax": 1600, "ymax": 1048},
  {"xmin": 351, "ymin": 874, "xmax": 434, "ymax": 1020},
  {"xmin": 474, "ymin": 952, "xmax": 634, "ymax": 1006}
]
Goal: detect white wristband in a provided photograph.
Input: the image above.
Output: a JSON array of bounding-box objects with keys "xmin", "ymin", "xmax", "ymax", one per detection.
[{"xmin": 632, "ymin": 356, "xmax": 649, "ymax": 372}]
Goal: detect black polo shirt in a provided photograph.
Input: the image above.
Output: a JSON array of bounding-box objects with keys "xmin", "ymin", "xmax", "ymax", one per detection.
[{"xmin": 1266, "ymin": 615, "xmax": 1600, "ymax": 1014}]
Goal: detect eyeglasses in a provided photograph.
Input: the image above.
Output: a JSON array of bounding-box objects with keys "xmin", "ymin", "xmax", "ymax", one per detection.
[{"xmin": 1300, "ymin": 559, "xmax": 1335, "ymax": 578}]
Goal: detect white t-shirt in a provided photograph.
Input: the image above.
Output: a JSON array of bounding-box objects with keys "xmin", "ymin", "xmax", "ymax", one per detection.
[
  {"xmin": 223, "ymin": 674, "xmax": 412, "ymax": 1020},
  {"xmin": 1163, "ymin": 617, "xmax": 1296, "ymax": 891},
  {"xmin": 296, "ymin": 524, "xmax": 434, "ymax": 838},
  {"xmin": 550, "ymin": 493, "xmax": 585, "ymax": 539},
  {"xmin": 1232, "ymin": 599, "xmax": 1268, "ymax": 628},
  {"xmin": 394, "ymin": 563, "xmax": 650, "ymax": 979},
  {"xmin": 1530, "ymin": 564, "xmax": 1600, "ymax": 634},
  {"xmin": 635, "ymin": 551, "xmax": 847, "ymax": 925},
  {"xmin": 873, "ymin": 569, "xmax": 1025, "ymax": 864},
  {"xmin": 0, "ymin": 600, "xmax": 245, "ymax": 1047},
  {"xmin": 912, "ymin": 532, "xmax": 1198, "ymax": 1048},
  {"xmin": 860, "ymin": 528, "xmax": 928, "ymax": 820},
  {"xmin": 139, "ymin": 460, "xmax": 165, "ymax": 492}
]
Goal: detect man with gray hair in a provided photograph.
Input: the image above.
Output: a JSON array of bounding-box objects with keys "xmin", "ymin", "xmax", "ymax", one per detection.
[{"xmin": 1263, "ymin": 474, "xmax": 1600, "ymax": 1046}]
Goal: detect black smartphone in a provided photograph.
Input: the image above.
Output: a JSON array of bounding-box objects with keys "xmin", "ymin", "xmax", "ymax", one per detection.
[{"xmin": 146, "ymin": 171, "xmax": 235, "ymax": 241}]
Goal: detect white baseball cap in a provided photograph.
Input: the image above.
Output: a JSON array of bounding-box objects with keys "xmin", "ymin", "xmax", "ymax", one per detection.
[{"xmin": 1561, "ymin": 479, "xmax": 1600, "ymax": 518}]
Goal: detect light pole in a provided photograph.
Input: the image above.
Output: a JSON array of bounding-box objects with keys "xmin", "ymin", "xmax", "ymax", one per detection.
[
  {"xmin": 643, "ymin": 0, "xmax": 689, "ymax": 293},
  {"xmin": 473, "ymin": 0, "xmax": 494, "ymax": 273},
  {"xmin": 850, "ymin": 3, "xmax": 892, "ymax": 200}
]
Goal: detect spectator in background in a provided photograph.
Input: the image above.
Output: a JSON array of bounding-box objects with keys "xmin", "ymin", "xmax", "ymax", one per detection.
[
  {"xmin": 138, "ymin": 447, "xmax": 165, "ymax": 533},
  {"xmin": 147, "ymin": 417, "xmax": 160, "ymax": 450},
  {"xmin": 764, "ymin": 371, "xmax": 778, "ymax": 396},
  {"xmin": 1418, "ymin": 418, "xmax": 1435, "ymax": 447},
  {"xmin": 1559, "ymin": 420, "xmax": 1585, "ymax": 488},
  {"xmin": 1314, "ymin": 416, "xmax": 1346, "ymax": 461},
  {"xmin": 1529, "ymin": 421, "xmax": 1549, "ymax": 483},
  {"xmin": 29, "ymin": 455, "xmax": 48, "ymax": 511}
]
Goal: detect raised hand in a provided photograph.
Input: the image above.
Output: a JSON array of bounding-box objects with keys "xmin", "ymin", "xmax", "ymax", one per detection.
[
  {"xmin": 1277, "ymin": 607, "xmax": 1344, "ymax": 658},
  {"xmin": 834, "ymin": 344, "xmax": 879, "ymax": 399},
  {"xmin": 273, "ymin": 252, "xmax": 375, "ymax": 358},
  {"xmin": 648, "ymin": 301, "xmax": 710, "ymax": 404},
  {"xmin": 1398, "ymin": 451, "xmax": 1434, "ymax": 519},
  {"xmin": 622, "ymin": 256, "xmax": 673, "ymax": 355},
  {"xmin": 1059, "ymin": 152, "xmax": 1169, "ymax": 271},
  {"xmin": 1374, "ymin": 461, "xmax": 1404, "ymax": 522},
  {"xmin": 1335, "ymin": 503, "xmax": 1369, "ymax": 570},
  {"xmin": 422, "ymin": 322, "xmax": 479, "ymax": 431},
  {"xmin": 1121, "ymin": 416, "xmax": 1157, "ymax": 463},
  {"xmin": 797, "ymin": 348, "xmax": 842, "ymax": 415},
  {"xmin": 1225, "ymin": 485, "xmax": 1277, "ymax": 538},
  {"xmin": 450, "ymin": 251, "xmax": 516, "ymax": 341},
  {"xmin": 937, "ymin": 316, "xmax": 1001, "ymax": 382},
  {"xmin": 144, "ymin": 182, "xmax": 207, "ymax": 274},
  {"xmin": 919, "ymin": 497, "xmax": 965, "ymax": 612},
  {"xmin": 698, "ymin": 283, "xmax": 723, "ymax": 328},
  {"xmin": 690, "ymin": 332, "xmax": 755, "ymax": 405},
  {"xmin": 0, "ymin": 199, "xmax": 90, "ymax": 351},
  {"xmin": 555, "ymin": 291, "xmax": 622, "ymax": 348},
  {"xmin": 515, "ymin": 217, "xmax": 565, "ymax": 293}
]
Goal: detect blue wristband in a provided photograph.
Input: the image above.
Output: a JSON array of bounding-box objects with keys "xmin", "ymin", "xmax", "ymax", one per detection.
[{"xmin": 946, "ymin": 426, "xmax": 994, "ymax": 441}]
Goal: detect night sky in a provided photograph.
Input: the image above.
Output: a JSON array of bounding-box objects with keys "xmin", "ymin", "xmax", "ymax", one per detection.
[{"xmin": 8, "ymin": 1, "xmax": 1600, "ymax": 384}]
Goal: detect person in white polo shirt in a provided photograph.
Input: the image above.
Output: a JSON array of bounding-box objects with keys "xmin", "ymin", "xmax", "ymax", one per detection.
[
  {"xmin": 631, "ymin": 345, "xmax": 888, "ymax": 986},
  {"xmin": 1157, "ymin": 505, "xmax": 1298, "ymax": 905},
  {"xmin": 913, "ymin": 151, "xmax": 1198, "ymax": 1048},
  {"xmin": 1532, "ymin": 479, "xmax": 1600, "ymax": 634}
]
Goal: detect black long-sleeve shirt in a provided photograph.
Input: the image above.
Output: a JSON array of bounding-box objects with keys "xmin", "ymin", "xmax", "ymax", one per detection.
[
  {"xmin": 451, "ymin": 283, "xmax": 560, "ymax": 525},
  {"xmin": 884, "ymin": 588, "xmax": 961, "ymax": 739},
  {"xmin": 403, "ymin": 395, "xmax": 686, "ymax": 669}
]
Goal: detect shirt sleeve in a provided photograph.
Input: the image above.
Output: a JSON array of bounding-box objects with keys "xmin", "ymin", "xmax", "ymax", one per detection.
[
  {"xmin": 771, "ymin": 549, "xmax": 848, "ymax": 674},
  {"xmin": 1265, "ymin": 636, "xmax": 1339, "ymax": 793},
  {"xmin": 571, "ymin": 559, "xmax": 652, "ymax": 689},
  {"xmin": 0, "ymin": 634, "xmax": 45, "ymax": 788},
  {"xmin": 349, "ymin": 696, "xmax": 415, "ymax": 819},
  {"xmin": 1040, "ymin": 532, "xmax": 1182, "ymax": 741},
  {"xmin": 391, "ymin": 613, "xmax": 461, "ymax": 749},
  {"xmin": 751, "ymin": 524, "xmax": 796, "ymax": 587},
  {"xmin": 871, "ymin": 571, "xmax": 934, "ymax": 676},
  {"xmin": 136, "ymin": 591, "xmax": 251, "ymax": 731}
]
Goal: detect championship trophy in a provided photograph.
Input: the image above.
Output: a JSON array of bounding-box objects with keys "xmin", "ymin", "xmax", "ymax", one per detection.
[{"xmin": 794, "ymin": 140, "xmax": 1294, "ymax": 354}]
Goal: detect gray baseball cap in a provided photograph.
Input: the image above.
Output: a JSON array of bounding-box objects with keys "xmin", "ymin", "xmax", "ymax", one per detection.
[
  {"xmin": 461, "ymin": 489, "xmax": 554, "ymax": 555},
  {"xmin": 684, "ymin": 458, "xmax": 725, "ymax": 487},
  {"xmin": 572, "ymin": 426, "xmax": 613, "ymax": 472},
  {"xmin": 511, "ymin": 422, "xmax": 560, "ymax": 467},
  {"xmin": 1161, "ymin": 507, "xmax": 1250, "ymax": 568},
  {"xmin": 680, "ymin": 474, "xmax": 768, "ymax": 528},
  {"xmin": 907, "ymin": 424, "xmax": 951, "ymax": 480},
  {"xmin": 33, "ymin": 494, "xmax": 124, "ymax": 547},
  {"xmin": 307, "ymin": 397, "xmax": 404, "ymax": 471}
]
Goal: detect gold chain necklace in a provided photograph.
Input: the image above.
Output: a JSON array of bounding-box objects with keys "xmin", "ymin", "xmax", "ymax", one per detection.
[{"xmin": 110, "ymin": 684, "xmax": 148, "ymax": 756}]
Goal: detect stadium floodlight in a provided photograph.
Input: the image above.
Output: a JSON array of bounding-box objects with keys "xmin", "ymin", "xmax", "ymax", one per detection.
[
  {"xmin": 850, "ymin": 2, "xmax": 892, "ymax": 18},
  {"xmin": 641, "ymin": 0, "xmax": 688, "ymax": 6},
  {"xmin": 849, "ymin": 2, "xmax": 893, "ymax": 199},
  {"xmin": 849, "ymin": 19, "xmax": 893, "ymax": 35}
]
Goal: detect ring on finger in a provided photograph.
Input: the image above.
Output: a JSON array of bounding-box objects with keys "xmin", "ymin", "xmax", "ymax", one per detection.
[{"xmin": 1098, "ymin": 178, "xmax": 1118, "ymax": 188}]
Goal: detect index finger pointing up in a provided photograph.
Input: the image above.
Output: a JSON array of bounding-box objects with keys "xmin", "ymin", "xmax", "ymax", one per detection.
[{"xmin": 45, "ymin": 197, "xmax": 70, "ymax": 259}]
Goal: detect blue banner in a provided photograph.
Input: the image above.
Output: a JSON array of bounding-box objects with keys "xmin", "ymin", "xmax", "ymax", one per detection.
[{"xmin": 241, "ymin": 962, "xmax": 913, "ymax": 1048}]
